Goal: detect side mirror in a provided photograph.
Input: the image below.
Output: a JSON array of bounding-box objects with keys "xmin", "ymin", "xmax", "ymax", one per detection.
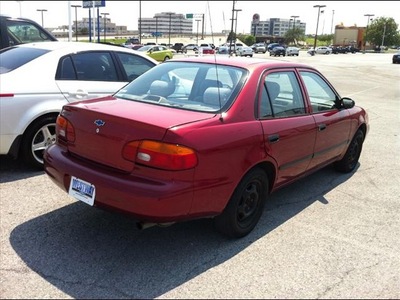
[{"xmin": 336, "ymin": 97, "xmax": 355, "ymax": 109}]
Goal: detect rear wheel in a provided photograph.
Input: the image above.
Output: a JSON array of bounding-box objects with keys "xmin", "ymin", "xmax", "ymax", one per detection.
[
  {"xmin": 214, "ymin": 168, "xmax": 268, "ymax": 238},
  {"xmin": 335, "ymin": 129, "xmax": 364, "ymax": 173},
  {"xmin": 163, "ymin": 56, "xmax": 170, "ymax": 62},
  {"xmin": 20, "ymin": 115, "xmax": 57, "ymax": 169}
]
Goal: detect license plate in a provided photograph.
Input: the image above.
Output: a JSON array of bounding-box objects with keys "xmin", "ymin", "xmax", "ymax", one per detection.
[{"xmin": 68, "ymin": 176, "xmax": 95, "ymax": 206}]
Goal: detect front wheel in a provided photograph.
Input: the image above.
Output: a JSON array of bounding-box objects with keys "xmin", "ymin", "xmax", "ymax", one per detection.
[
  {"xmin": 163, "ymin": 56, "xmax": 170, "ymax": 62},
  {"xmin": 335, "ymin": 130, "xmax": 364, "ymax": 173},
  {"xmin": 214, "ymin": 168, "xmax": 268, "ymax": 238},
  {"xmin": 20, "ymin": 115, "xmax": 57, "ymax": 169}
]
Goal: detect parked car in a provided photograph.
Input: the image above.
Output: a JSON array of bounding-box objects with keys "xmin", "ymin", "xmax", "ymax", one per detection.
[
  {"xmin": 286, "ymin": 46, "xmax": 300, "ymax": 56},
  {"xmin": 251, "ymin": 43, "xmax": 267, "ymax": 53},
  {"xmin": 270, "ymin": 46, "xmax": 286, "ymax": 56},
  {"xmin": 235, "ymin": 46, "xmax": 253, "ymax": 57},
  {"xmin": 182, "ymin": 44, "xmax": 198, "ymax": 53},
  {"xmin": 43, "ymin": 56, "xmax": 369, "ymax": 238},
  {"xmin": 216, "ymin": 46, "xmax": 229, "ymax": 55},
  {"xmin": 346, "ymin": 45, "xmax": 360, "ymax": 53},
  {"xmin": 393, "ymin": 51, "xmax": 400, "ymax": 64},
  {"xmin": 200, "ymin": 43, "xmax": 215, "ymax": 49},
  {"xmin": 198, "ymin": 46, "xmax": 215, "ymax": 55},
  {"xmin": 123, "ymin": 37, "xmax": 141, "ymax": 49},
  {"xmin": 331, "ymin": 45, "xmax": 348, "ymax": 54},
  {"xmin": 0, "ymin": 14, "xmax": 57, "ymax": 49},
  {"xmin": 136, "ymin": 45, "xmax": 174, "ymax": 62},
  {"xmin": 0, "ymin": 41, "xmax": 158, "ymax": 168},
  {"xmin": 310, "ymin": 46, "xmax": 332, "ymax": 55},
  {"xmin": 267, "ymin": 43, "xmax": 280, "ymax": 51},
  {"xmin": 172, "ymin": 42, "xmax": 184, "ymax": 53}
]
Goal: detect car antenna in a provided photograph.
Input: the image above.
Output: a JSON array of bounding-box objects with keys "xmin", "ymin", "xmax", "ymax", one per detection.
[{"xmin": 207, "ymin": 1, "xmax": 224, "ymax": 122}]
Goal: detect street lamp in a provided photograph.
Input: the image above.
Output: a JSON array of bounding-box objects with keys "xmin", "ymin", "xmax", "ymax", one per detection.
[
  {"xmin": 155, "ymin": 16, "xmax": 159, "ymax": 44},
  {"xmin": 36, "ymin": 9, "xmax": 47, "ymax": 27},
  {"xmin": 71, "ymin": 5, "xmax": 81, "ymax": 42},
  {"xmin": 196, "ymin": 19, "xmax": 201, "ymax": 46},
  {"xmin": 291, "ymin": 15, "xmax": 299, "ymax": 29},
  {"xmin": 166, "ymin": 12, "xmax": 173, "ymax": 47},
  {"xmin": 233, "ymin": 8, "xmax": 242, "ymax": 53},
  {"xmin": 101, "ymin": 13, "xmax": 109, "ymax": 42},
  {"xmin": 363, "ymin": 14, "xmax": 374, "ymax": 53},
  {"xmin": 312, "ymin": 5, "xmax": 326, "ymax": 55}
]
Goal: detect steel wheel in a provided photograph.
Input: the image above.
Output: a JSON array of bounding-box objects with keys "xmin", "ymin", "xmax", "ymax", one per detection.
[{"xmin": 214, "ymin": 168, "xmax": 268, "ymax": 238}]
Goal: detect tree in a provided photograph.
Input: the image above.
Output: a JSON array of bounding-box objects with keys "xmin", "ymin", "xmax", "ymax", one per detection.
[
  {"xmin": 366, "ymin": 17, "xmax": 400, "ymax": 47},
  {"xmin": 237, "ymin": 34, "xmax": 255, "ymax": 46},
  {"xmin": 284, "ymin": 27, "xmax": 305, "ymax": 46}
]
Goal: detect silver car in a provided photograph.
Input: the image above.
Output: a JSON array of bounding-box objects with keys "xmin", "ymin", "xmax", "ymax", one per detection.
[
  {"xmin": 0, "ymin": 41, "xmax": 158, "ymax": 168},
  {"xmin": 286, "ymin": 47, "xmax": 300, "ymax": 56},
  {"xmin": 236, "ymin": 46, "xmax": 254, "ymax": 57}
]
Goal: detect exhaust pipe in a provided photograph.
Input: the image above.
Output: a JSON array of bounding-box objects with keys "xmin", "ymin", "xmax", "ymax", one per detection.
[{"xmin": 136, "ymin": 222, "xmax": 175, "ymax": 230}]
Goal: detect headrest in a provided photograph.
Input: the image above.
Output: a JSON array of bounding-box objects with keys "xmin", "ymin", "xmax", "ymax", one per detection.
[
  {"xmin": 149, "ymin": 80, "xmax": 174, "ymax": 97},
  {"xmin": 203, "ymin": 87, "xmax": 231, "ymax": 106},
  {"xmin": 266, "ymin": 81, "xmax": 280, "ymax": 101}
]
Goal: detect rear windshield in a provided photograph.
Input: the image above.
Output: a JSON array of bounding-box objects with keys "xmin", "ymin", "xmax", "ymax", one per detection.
[
  {"xmin": 115, "ymin": 61, "xmax": 247, "ymax": 113},
  {"xmin": 0, "ymin": 47, "xmax": 49, "ymax": 74}
]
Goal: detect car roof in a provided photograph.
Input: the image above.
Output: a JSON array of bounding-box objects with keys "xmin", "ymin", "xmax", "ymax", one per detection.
[
  {"xmin": 12, "ymin": 41, "xmax": 159, "ymax": 63},
  {"xmin": 168, "ymin": 56, "xmax": 310, "ymax": 70}
]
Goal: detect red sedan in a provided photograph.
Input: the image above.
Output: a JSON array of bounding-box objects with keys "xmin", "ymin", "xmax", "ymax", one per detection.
[{"xmin": 44, "ymin": 56, "xmax": 369, "ymax": 238}]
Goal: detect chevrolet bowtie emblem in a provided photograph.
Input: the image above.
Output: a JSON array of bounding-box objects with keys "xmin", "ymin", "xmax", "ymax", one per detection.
[{"xmin": 94, "ymin": 119, "xmax": 105, "ymax": 126}]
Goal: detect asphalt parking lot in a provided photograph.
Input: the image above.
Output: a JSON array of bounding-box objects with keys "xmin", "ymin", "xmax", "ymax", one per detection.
[{"xmin": 1, "ymin": 52, "xmax": 399, "ymax": 299}]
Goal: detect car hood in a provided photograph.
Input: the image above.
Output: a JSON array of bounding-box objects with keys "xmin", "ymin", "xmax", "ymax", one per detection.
[{"xmin": 60, "ymin": 96, "xmax": 215, "ymax": 171}]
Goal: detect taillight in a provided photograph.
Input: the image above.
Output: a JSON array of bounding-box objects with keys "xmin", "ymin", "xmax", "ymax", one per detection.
[
  {"xmin": 56, "ymin": 115, "xmax": 75, "ymax": 142},
  {"xmin": 122, "ymin": 140, "xmax": 198, "ymax": 170},
  {"xmin": 0, "ymin": 93, "xmax": 14, "ymax": 97}
]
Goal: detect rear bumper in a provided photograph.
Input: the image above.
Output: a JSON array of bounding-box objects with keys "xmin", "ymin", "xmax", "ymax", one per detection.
[{"xmin": 44, "ymin": 144, "xmax": 196, "ymax": 223}]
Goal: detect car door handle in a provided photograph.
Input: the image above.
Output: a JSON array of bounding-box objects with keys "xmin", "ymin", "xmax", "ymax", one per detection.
[
  {"xmin": 318, "ymin": 124, "xmax": 327, "ymax": 131},
  {"xmin": 69, "ymin": 90, "xmax": 89, "ymax": 99},
  {"xmin": 268, "ymin": 134, "xmax": 280, "ymax": 143}
]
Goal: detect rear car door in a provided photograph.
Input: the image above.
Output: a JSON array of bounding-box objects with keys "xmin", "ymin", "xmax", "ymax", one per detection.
[{"xmin": 258, "ymin": 70, "xmax": 316, "ymax": 187}]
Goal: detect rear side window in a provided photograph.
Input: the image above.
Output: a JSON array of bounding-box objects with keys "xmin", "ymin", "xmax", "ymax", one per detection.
[{"xmin": 0, "ymin": 46, "xmax": 49, "ymax": 74}]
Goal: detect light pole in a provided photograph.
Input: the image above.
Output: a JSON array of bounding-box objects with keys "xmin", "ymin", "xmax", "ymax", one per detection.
[
  {"xmin": 155, "ymin": 16, "xmax": 159, "ymax": 44},
  {"xmin": 36, "ymin": 9, "xmax": 47, "ymax": 27},
  {"xmin": 312, "ymin": 5, "xmax": 326, "ymax": 55},
  {"xmin": 363, "ymin": 14, "xmax": 374, "ymax": 53},
  {"xmin": 330, "ymin": 10, "xmax": 335, "ymax": 34},
  {"xmin": 101, "ymin": 13, "xmax": 109, "ymax": 42},
  {"xmin": 291, "ymin": 15, "xmax": 299, "ymax": 29},
  {"xmin": 196, "ymin": 19, "xmax": 201, "ymax": 46},
  {"xmin": 233, "ymin": 8, "xmax": 242, "ymax": 54},
  {"xmin": 166, "ymin": 12, "xmax": 173, "ymax": 47},
  {"xmin": 71, "ymin": 5, "xmax": 81, "ymax": 42}
]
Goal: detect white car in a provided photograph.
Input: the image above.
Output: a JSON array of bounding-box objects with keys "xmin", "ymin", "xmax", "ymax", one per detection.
[
  {"xmin": 235, "ymin": 46, "xmax": 254, "ymax": 57},
  {"xmin": 0, "ymin": 41, "xmax": 158, "ymax": 168},
  {"xmin": 307, "ymin": 46, "xmax": 332, "ymax": 55},
  {"xmin": 286, "ymin": 46, "xmax": 300, "ymax": 56}
]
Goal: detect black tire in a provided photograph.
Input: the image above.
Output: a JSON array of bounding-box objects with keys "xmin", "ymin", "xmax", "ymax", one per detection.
[
  {"xmin": 20, "ymin": 115, "xmax": 57, "ymax": 169},
  {"xmin": 335, "ymin": 129, "xmax": 364, "ymax": 173},
  {"xmin": 214, "ymin": 168, "xmax": 268, "ymax": 238}
]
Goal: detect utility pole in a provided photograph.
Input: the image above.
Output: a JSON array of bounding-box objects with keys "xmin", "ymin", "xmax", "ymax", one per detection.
[
  {"xmin": 71, "ymin": 5, "xmax": 81, "ymax": 42},
  {"xmin": 312, "ymin": 5, "xmax": 326, "ymax": 55}
]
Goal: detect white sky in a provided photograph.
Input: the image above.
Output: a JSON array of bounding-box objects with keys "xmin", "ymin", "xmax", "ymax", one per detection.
[{"xmin": 1, "ymin": 1, "xmax": 399, "ymax": 35}]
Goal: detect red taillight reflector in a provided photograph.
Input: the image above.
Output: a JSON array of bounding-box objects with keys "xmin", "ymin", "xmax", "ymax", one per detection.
[
  {"xmin": 0, "ymin": 93, "xmax": 14, "ymax": 97},
  {"xmin": 123, "ymin": 140, "xmax": 198, "ymax": 170}
]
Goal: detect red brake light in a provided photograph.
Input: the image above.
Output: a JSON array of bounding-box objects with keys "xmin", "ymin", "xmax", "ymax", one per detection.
[
  {"xmin": 56, "ymin": 115, "xmax": 75, "ymax": 142},
  {"xmin": 122, "ymin": 140, "xmax": 198, "ymax": 170}
]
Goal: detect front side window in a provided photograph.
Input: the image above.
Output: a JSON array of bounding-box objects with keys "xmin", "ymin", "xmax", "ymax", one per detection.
[{"xmin": 299, "ymin": 71, "xmax": 337, "ymax": 113}]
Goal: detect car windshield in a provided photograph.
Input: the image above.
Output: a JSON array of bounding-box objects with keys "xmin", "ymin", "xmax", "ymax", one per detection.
[
  {"xmin": 114, "ymin": 61, "xmax": 247, "ymax": 113},
  {"xmin": 0, "ymin": 46, "xmax": 49, "ymax": 74}
]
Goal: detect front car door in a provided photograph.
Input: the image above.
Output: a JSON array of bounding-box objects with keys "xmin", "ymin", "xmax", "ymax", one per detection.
[{"xmin": 298, "ymin": 69, "xmax": 352, "ymax": 171}]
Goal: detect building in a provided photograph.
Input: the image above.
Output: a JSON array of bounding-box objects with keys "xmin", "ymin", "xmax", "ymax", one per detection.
[
  {"xmin": 333, "ymin": 25, "xmax": 365, "ymax": 49},
  {"xmin": 139, "ymin": 12, "xmax": 193, "ymax": 37},
  {"xmin": 251, "ymin": 17, "xmax": 306, "ymax": 42}
]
